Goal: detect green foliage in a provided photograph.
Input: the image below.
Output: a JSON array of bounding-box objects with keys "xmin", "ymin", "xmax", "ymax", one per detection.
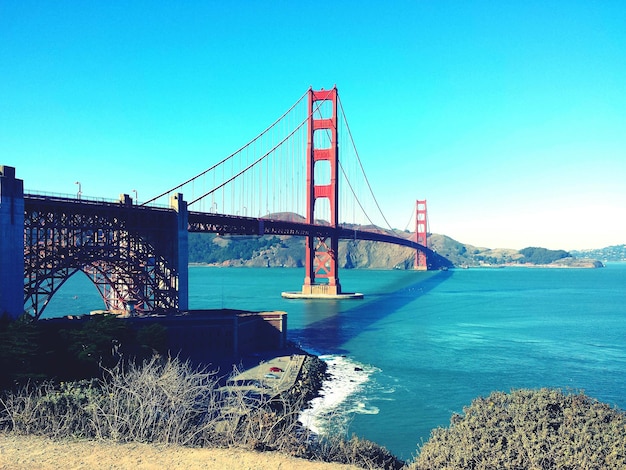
[
  {"xmin": 60, "ymin": 314, "xmax": 130, "ymax": 370},
  {"xmin": 0, "ymin": 314, "xmax": 173, "ymax": 386},
  {"xmin": 188, "ymin": 233, "xmax": 282, "ymax": 264},
  {"xmin": 136, "ymin": 324, "xmax": 168, "ymax": 356},
  {"xmin": 519, "ymin": 247, "xmax": 570, "ymax": 264},
  {"xmin": 412, "ymin": 388, "xmax": 626, "ymax": 469},
  {"xmin": 0, "ymin": 314, "xmax": 45, "ymax": 386}
]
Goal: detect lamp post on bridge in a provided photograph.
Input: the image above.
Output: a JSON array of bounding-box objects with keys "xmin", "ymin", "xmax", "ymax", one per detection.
[
  {"xmin": 75, "ymin": 181, "xmax": 82, "ymax": 200},
  {"xmin": 132, "ymin": 189, "xmax": 138, "ymax": 205}
]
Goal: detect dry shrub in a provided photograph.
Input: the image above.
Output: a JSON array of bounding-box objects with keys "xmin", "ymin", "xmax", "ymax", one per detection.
[
  {"xmin": 411, "ymin": 388, "xmax": 626, "ymax": 470},
  {"xmin": 311, "ymin": 434, "xmax": 405, "ymax": 470},
  {"xmin": 0, "ymin": 380, "xmax": 102, "ymax": 438},
  {"xmin": 0, "ymin": 355, "xmax": 402, "ymax": 469},
  {"xmin": 91, "ymin": 356, "xmax": 222, "ymax": 444},
  {"xmin": 0, "ymin": 356, "xmax": 220, "ymax": 445}
]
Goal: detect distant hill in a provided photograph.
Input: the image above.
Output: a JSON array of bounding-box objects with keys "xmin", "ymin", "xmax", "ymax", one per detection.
[
  {"xmin": 571, "ymin": 245, "xmax": 626, "ymax": 263},
  {"xmin": 188, "ymin": 215, "xmax": 605, "ymax": 269},
  {"xmin": 424, "ymin": 235, "xmax": 603, "ymax": 268}
]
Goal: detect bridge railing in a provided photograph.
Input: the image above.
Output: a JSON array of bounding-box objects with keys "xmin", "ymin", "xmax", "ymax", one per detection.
[{"xmin": 25, "ymin": 190, "xmax": 171, "ymax": 209}]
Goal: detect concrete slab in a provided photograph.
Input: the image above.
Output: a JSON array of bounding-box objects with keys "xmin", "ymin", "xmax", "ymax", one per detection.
[{"xmin": 222, "ymin": 354, "xmax": 305, "ymax": 398}]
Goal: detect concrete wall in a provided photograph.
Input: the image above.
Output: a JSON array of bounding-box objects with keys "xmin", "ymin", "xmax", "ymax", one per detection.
[{"xmin": 133, "ymin": 309, "xmax": 287, "ymax": 363}]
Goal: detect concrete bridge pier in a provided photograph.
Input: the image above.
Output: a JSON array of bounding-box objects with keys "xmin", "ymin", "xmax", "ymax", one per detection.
[
  {"xmin": 0, "ymin": 166, "xmax": 24, "ymax": 319},
  {"xmin": 170, "ymin": 193, "xmax": 189, "ymax": 312}
]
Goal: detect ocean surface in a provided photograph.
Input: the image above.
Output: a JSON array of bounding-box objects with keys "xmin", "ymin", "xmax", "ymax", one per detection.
[{"xmin": 43, "ymin": 263, "xmax": 626, "ymax": 460}]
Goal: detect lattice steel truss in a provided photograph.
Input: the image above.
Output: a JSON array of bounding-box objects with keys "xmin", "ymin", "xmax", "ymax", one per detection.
[{"xmin": 24, "ymin": 195, "xmax": 182, "ymax": 319}]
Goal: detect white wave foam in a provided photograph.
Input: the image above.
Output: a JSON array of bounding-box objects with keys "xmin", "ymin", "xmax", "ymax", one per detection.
[
  {"xmin": 300, "ymin": 354, "xmax": 378, "ymax": 436},
  {"xmin": 351, "ymin": 401, "xmax": 380, "ymax": 415}
]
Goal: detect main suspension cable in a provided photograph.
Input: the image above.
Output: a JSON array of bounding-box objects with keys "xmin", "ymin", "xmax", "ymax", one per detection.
[
  {"xmin": 143, "ymin": 88, "xmax": 310, "ymax": 206},
  {"xmin": 188, "ymin": 93, "xmax": 330, "ymax": 207}
]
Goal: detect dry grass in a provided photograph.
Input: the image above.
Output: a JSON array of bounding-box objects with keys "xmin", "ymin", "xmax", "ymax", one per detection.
[{"xmin": 0, "ymin": 356, "xmax": 402, "ymax": 469}]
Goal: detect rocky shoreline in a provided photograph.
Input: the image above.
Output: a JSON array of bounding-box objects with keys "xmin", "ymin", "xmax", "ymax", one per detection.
[{"xmin": 289, "ymin": 354, "xmax": 328, "ymax": 404}]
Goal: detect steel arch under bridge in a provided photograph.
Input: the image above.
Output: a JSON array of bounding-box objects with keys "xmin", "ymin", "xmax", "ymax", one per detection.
[{"xmin": 23, "ymin": 193, "xmax": 188, "ymax": 320}]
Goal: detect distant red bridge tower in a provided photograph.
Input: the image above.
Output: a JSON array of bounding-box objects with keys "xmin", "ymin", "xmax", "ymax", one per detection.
[{"xmin": 415, "ymin": 199, "xmax": 428, "ymax": 270}]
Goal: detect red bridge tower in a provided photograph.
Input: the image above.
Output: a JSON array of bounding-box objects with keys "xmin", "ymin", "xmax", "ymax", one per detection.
[
  {"xmin": 302, "ymin": 87, "xmax": 341, "ymax": 295},
  {"xmin": 415, "ymin": 199, "xmax": 428, "ymax": 270}
]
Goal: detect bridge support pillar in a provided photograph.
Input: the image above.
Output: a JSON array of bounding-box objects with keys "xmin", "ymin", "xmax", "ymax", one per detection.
[
  {"xmin": 302, "ymin": 87, "xmax": 342, "ymax": 295},
  {"xmin": 171, "ymin": 193, "xmax": 189, "ymax": 312},
  {"xmin": 0, "ymin": 166, "xmax": 25, "ymax": 319},
  {"xmin": 415, "ymin": 199, "xmax": 428, "ymax": 270}
]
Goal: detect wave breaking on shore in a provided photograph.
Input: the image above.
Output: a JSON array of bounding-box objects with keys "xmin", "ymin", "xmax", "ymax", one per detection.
[{"xmin": 299, "ymin": 354, "xmax": 380, "ymax": 436}]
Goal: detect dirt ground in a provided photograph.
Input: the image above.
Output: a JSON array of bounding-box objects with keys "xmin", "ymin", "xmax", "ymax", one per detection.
[{"xmin": 0, "ymin": 433, "xmax": 360, "ymax": 470}]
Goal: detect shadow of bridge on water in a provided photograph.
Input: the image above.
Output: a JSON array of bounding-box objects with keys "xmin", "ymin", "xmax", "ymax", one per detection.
[{"xmin": 289, "ymin": 269, "xmax": 453, "ymax": 355}]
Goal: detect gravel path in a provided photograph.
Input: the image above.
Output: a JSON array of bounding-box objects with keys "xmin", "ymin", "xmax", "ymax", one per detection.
[{"xmin": 0, "ymin": 433, "xmax": 359, "ymax": 470}]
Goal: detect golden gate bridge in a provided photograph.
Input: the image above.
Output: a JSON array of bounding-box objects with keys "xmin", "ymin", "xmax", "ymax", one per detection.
[{"xmin": 0, "ymin": 87, "xmax": 445, "ymax": 320}]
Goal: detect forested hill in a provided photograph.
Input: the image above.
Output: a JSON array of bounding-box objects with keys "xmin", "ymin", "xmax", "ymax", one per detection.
[{"xmin": 188, "ymin": 229, "xmax": 604, "ymax": 269}]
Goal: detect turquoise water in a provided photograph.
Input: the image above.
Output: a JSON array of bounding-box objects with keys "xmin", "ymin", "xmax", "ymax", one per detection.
[{"xmin": 43, "ymin": 264, "xmax": 626, "ymax": 459}]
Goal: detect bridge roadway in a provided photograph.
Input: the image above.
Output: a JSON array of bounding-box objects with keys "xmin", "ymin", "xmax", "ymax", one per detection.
[
  {"xmin": 12, "ymin": 192, "xmax": 441, "ymax": 319},
  {"xmin": 188, "ymin": 210, "xmax": 436, "ymax": 257},
  {"xmin": 22, "ymin": 194, "xmax": 434, "ymax": 256}
]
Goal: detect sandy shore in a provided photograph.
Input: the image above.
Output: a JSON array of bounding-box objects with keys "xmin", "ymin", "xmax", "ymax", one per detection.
[{"xmin": 0, "ymin": 433, "xmax": 360, "ymax": 469}]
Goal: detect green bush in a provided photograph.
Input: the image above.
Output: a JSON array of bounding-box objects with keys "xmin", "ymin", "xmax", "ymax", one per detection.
[
  {"xmin": 0, "ymin": 314, "xmax": 172, "ymax": 385},
  {"xmin": 411, "ymin": 388, "xmax": 626, "ymax": 469},
  {"xmin": 0, "ymin": 314, "xmax": 44, "ymax": 386},
  {"xmin": 60, "ymin": 314, "xmax": 130, "ymax": 368}
]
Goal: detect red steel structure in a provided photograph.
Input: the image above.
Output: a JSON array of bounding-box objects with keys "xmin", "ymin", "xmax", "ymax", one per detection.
[
  {"xmin": 302, "ymin": 87, "xmax": 341, "ymax": 295},
  {"xmin": 0, "ymin": 90, "xmax": 446, "ymax": 320},
  {"xmin": 22, "ymin": 192, "xmax": 188, "ymax": 319},
  {"xmin": 415, "ymin": 199, "xmax": 428, "ymax": 270}
]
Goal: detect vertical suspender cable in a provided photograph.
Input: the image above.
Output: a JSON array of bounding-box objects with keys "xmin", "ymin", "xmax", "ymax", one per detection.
[{"xmin": 338, "ymin": 96, "xmax": 394, "ymax": 231}]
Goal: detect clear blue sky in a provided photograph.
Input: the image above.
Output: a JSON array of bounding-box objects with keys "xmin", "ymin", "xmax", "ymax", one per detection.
[{"xmin": 2, "ymin": 1, "xmax": 625, "ymax": 250}]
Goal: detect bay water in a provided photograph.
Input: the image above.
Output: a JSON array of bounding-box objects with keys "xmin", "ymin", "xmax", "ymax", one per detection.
[{"xmin": 43, "ymin": 263, "xmax": 626, "ymax": 460}]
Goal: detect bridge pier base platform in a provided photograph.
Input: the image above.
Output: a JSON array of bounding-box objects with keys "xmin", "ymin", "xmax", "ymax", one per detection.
[{"xmin": 281, "ymin": 285, "xmax": 363, "ymax": 300}]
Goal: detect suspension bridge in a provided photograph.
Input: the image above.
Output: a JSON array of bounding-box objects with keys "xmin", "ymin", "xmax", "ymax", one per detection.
[{"xmin": 0, "ymin": 87, "xmax": 443, "ymax": 321}]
